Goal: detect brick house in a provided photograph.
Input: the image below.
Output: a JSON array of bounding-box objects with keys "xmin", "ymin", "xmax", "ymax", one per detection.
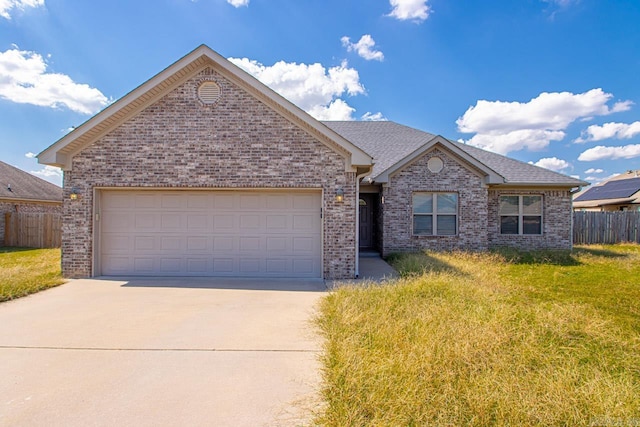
[
  {"xmin": 0, "ymin": 161, "xmax": 62, "ymax": 246},
  {"xmin": 38, "ymin": 45, "xmax": 586, "ymax": 280}
]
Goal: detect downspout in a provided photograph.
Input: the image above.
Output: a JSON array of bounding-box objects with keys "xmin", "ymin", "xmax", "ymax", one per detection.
[{"xmin": 355, "ymin": 170, "xmax": 372, "ymax": 278}]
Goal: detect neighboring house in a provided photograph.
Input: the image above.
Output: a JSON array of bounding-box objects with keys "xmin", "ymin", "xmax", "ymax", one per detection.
[
  {"xmin": 573, "ymin": 171, "xmax": 640, "ymax": 212},
  {"xmin": 38, "ymin": 45, "xmax": 586, "ymax": 280},
  {"xmin": 0, "ymin": 161, "xmax": 63, "ymax": 246}
]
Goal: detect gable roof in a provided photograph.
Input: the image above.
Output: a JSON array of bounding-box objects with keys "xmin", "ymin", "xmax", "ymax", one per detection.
[
  {"xmin": 324, "ymin": 121, "xmax": 587, "ymax": 188},
  {"xmin": 0, "ymin": 161, "xmax": 62, "ymax": 203},
  {"xmin": 38, "ymin": 45, "xmax": 373, "ymax": 173}
]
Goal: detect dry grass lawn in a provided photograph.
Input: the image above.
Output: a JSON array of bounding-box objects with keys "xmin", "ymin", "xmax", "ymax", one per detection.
[
  {"xmin": 315, "ymin": 245, "xmax": 640, "ymax": 426},
  {"xmin": 0, "ymin": 247, "xmax": 64, "ymax": 302}
]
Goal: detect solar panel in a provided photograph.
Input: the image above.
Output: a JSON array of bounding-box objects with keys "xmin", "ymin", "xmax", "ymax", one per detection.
[{"xmin": 575, "ymin": 177, "xmax": 640, "ymax": 201}]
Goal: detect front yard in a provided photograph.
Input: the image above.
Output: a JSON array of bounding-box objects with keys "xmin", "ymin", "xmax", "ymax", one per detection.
[
  {"xmin": 0, "ymin": 247, "xmax": 64, "ymax": 302},
  {"xmin": 315, "ymin": 245, "xmax": 640, "ymax": 426}
]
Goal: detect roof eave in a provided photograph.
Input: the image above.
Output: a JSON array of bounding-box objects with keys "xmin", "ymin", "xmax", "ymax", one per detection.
[{"xmin": 490, "ymin": 181, "xmax": 589, "ymax": 189}]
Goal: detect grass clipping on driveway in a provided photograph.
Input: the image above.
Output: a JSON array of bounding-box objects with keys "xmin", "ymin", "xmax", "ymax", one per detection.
[
  {"xmin": 315, "ymin": 245, "xmax": 640, "ymax": 426},
  {"xmin": 0, "ymin": 248, "xmax": 64, "ymax": 302}
]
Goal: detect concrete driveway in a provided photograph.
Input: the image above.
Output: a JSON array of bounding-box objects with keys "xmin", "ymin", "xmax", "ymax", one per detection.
[{"xmin": 0, "ymin": 277, "xmax": 326, "ymax": 427}]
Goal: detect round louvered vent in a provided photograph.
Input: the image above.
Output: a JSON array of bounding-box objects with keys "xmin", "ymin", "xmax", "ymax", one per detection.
[
  {"xmin": 427, "ymin": 156, "xmax": 444, "ymax": 173},
  {"xmin": 198, "ymin": 81, "xmax": 221, "ymax": 105}
]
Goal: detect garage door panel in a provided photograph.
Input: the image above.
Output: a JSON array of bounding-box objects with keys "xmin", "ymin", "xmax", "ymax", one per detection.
[
  {"xmin": 187, "ymin": 214, "xmax": 209, "ymax": 230},
  {"xmin": 102, "ymin": 235, "xmax": 130, "ymax": 251},
  {"xmin": 266, "ymin": 236, "xmax": 287, "ymax": 252},
  {"xmin": 292, "ymin": 259, "xmax": 315, "ymax": 275},
  {"xmin": 161, "ymin": 236, "xmax": 182, "ymax": 251},
  {"xmin": 134, "ymin": 236, "xmax": 156, "ymax": 251},
  {"xmin": 239, "ymin": 236, "xmax": 261, "ymax": 252},
  {"xmin": 266, "ymin": 215, "xmax": 288, "ymax": 229},
  {"xmin": 135, "ymin": 214, "xmax": 157, "ymax": 229},
  {"xmin": 100, "ymin": 190, "xmax": 321, "ymax": 277},
  {"xmin": 239, "ymin": 258, "xmax": 261, "ymax": 274},
  {"xmin": 239, "ymin": 215, "xmax": 260, "ymax": 230},
  {"xmin": 161, "ymin": 194, "xmax": 183, "ymax": 208},
  {"xmin": 135, "ymin": 194, "xmax": 157, "ymax": 209},
  {"xmin": 160, "ymin": 258, "xmax": 182, "ymax": 273},
  {"xmin": 213, "ymin": 215, "xmax": 235, "ymax": 231},
  {"xmin": 213, "ymin": 258, "xmax": 235, "ymax": 273},
  {"xmin": 186, "ymin": 236, "xmax": 209, "ymax": 251}
]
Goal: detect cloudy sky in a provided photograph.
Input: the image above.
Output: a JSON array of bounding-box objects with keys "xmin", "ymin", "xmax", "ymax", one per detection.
[{"xmin": 1, "ymin": 0, "xmax": 639, "ymax": 186}]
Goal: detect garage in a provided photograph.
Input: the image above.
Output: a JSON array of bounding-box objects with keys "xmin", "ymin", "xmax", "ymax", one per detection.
[{"xmin": 97, "ymin": 190, "xmax": 322, "ymax": 278}]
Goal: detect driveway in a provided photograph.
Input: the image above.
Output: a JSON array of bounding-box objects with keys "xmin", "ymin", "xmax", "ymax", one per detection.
[{"xmin": 0, "ymin": 277, "xmax": 326, "ymax": 427}]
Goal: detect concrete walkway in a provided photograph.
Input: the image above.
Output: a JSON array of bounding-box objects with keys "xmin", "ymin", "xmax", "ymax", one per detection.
[
  {"xmin": 0, "ymin": 278, "xmax": 325, "ymax": 427},
  {"xmin": 357, "ymin": 252, "xmax": 398, "ymax": 282}
]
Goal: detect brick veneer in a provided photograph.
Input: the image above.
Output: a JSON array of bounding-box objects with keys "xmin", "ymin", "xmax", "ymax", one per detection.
[
  {"xmin": 0, "ymin": 201, "xmax": 61, "ymax": 245},
  {"xmin": 381, "ymin": 147, "xmax": 490, "ymax": 255},
  {"xmin": 487, "ymin": 189, "xmax": 573, "ymax": 250},
  {"xmin": 63, "ymin": 67, "xmax": 356, "ymax": 279}
]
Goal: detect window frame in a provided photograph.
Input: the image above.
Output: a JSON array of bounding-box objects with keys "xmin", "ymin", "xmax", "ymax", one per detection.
[
  {"xmin": 412, "ymin": 192, "xmax": 458, "ymax": 236},
  {"xmin": 499, "ymin": 195, "xmax": 543, "ymax": 235}
]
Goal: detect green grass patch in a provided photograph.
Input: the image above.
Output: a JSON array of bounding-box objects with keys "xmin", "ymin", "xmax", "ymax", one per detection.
[
  {"xmin": 0, "ymin": 247, "xmax": 65, "ymax": 302},
  {"xmin": 315, "ymin": 245, "xmax": 640, "ymax": 425}
]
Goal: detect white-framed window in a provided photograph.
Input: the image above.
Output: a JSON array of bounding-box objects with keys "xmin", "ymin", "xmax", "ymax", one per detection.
[
  {"xmin": 413, "ymin": 192, "xmax": 458, "ymax": 236},
  {"xmin": 499, "ymin": 195, "xmax": 542, "ymax": 235}
]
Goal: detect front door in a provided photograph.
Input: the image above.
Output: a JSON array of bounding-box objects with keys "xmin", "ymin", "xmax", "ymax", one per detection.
[{"xmin": 359, "ymin": 193, "xmax": 375, "ymax": 249}]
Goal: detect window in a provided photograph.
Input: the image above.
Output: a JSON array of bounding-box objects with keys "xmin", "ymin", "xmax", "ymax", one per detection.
[
  {"xmin": 499, "ymin": 195, "xmax": 542, "ymax": 235},
  {"xmin": 413, "ymin": 193, "xmax": 458, "ymax": 236}
]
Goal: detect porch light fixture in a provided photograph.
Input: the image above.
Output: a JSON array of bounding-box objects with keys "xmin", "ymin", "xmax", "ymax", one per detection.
[
  {"xmin": 70, "ymin": 187, "xmax": 80, "ymax": 200},
  {"xmin": 335, "ymin": 188, "xmax": 344, "ymax": 203}
]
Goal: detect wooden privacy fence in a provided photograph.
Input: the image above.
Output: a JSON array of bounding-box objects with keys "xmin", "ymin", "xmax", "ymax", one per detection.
[
  {"xmin": 3, "ymin": 212, "xmax": 62, "ymax": 248},
  {"xmin": 573, "ymin": 211, "xmax": 640, "ymax": 244}
]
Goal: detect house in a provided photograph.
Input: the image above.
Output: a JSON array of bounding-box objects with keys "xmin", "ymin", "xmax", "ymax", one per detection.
[
  {"xmin": 573, "ymin": 170, "xmax": 640, "ymax": 211},
  {"xmin": 38, "ymin": 45, "xmax": 586, "ymax": 280},
  {"xmin": 0, "ymin": 161, "xmax": 63, "ymax": 246}
]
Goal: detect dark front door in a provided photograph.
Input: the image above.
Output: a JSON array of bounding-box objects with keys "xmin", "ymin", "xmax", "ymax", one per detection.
[{"xmin": 359, "ymin": 193, "xmax": 375, "ymax": 249}]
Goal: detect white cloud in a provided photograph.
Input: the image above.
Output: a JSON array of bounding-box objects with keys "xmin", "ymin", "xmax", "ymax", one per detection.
[
  {"xmin": 0, "ymin": 47, "xmax": 110, "ymax": 114},
  {"xmin": 584, "ymin": 168, "xmax": 603, "ymax": 174},
  {"xmin": 578, "ymin": 144, "xmax": 640, "ymax": 161},
  {"xmin": 388, "ymin": 0, "xmax": 431, "ymax": 22},
  {"xmin": 531, "ymin": 157, "xmax": 570, "ymax": 172},
  {"xmin": 462, "ymin": 129, "xmax": 565, "ymax": 155},
  {"xmin": 543, "ymin": 0, "xmax": 579, "ymax": 8},
  {"xmin": 361, "ymin": 111, "xmax": 387, "ymax": 121},
  {"xmin": 30, "ymin": 165, "xmax": 62, "ymax": 186},
  {"xmin": 457, "ymin": 89, "xmax": 632, "ymax": 155},
  {"xmin": 25, "ymin": 151, "xmax": 36, "ymax": 158},
  {"xmin": 0, "ymin": 0, "xmax": 44, "ymax": 19},
  {"xmin": 229, "ymin": 57, "xmax": 365, "ymax": 121},
  {"xmin": 341, "ymin": 35, "xmax": 384, "ymax": 61},
  {"xmin": 226, "ymin": 0, "xmax": 248, "ymax": 7},
  {"xmin": 574, "ymin": 121, "xmax": 640, "ymax": 143}
]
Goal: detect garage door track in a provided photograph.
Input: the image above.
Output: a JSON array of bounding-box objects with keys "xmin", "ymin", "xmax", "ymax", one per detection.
[{"xmin": 0, "ymin": 277, "xmax": 325, "ymax": 426}]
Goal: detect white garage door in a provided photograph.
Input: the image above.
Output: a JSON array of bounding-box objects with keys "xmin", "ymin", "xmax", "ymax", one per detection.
[{"xmin": 98, "ymin": 190, "xmax": 322, "ymax": 278}]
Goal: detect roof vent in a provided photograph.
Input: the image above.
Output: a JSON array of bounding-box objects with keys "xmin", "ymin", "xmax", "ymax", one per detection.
[
  {"xmin": 198, "ymin": 81, "xmax": 221, "ymax": 105},
  {"xmin": 427, "ymin": 157, "xmax": 444, "ymax": 173}
]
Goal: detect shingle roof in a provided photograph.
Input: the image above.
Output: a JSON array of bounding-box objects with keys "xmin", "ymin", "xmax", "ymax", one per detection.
[
  {"xmin": 0, "ymin": 161, "xmax": 62, "ymax": 202},
  {"xmin": 323, "ymin": 121, "xmax": 435, "ymax": 179},
  {"xmin": 322, "ymin": 121, "xmax": 586, "ymax": 187}
]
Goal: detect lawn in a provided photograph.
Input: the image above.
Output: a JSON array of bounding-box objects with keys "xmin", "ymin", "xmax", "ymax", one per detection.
[
  {"xmin": 0, "ymin": 247, "xmax": 65, "ymax": 302},
  {"xmin": 315, "ymin": 245, "xmax": 640, "ymax": 426}
]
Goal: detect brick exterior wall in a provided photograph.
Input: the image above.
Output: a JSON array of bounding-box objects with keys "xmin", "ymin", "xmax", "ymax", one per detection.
[
  {"xmin": 0, "ymin": 200, "xmax": 61, "ymax": 246},
  {"xmin": 487, "ymin": 189, "xmax": 573, "ymax": 250},
  {"xmin": 63, "ymin": 67, "xmax": 357, "ymax": 279},
  {"xmin": 381, "ymin": 148, "xmax": 489, "ymax": 255}
]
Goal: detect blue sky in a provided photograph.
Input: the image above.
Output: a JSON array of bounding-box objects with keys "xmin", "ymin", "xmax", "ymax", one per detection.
[{"xmin": 1, "ymin": 0, "xmax": 639, "ymax": 187}]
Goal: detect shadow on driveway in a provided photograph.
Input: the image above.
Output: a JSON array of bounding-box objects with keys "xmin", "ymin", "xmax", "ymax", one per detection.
[{"xmin": 100, "ymin": 276, "xmax": 328, "ymax": 292}]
